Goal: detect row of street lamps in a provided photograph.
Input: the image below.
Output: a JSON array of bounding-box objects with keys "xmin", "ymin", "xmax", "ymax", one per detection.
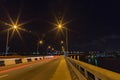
[
  {"xmin": 36, "ymin": 16, "xmax": 69, "ymax": 55},
  {"xmin": 1, "ymin": 14, "xmax": 69, "ymax": 56},
  {"xmin": 36, "ymin": 40, "xmax": 64, "ymax": 55},
  {"xmin": 36, "ymin": 24, "xmax": 69, "ymax": 56}
]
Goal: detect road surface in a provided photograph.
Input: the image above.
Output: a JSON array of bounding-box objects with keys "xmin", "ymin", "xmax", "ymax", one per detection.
[{"xmin": 0, "ymin": 56, "xmax": 71, "ymax": 80}]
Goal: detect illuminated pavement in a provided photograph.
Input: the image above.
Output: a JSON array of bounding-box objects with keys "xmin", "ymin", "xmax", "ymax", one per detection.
[
  {"xmin": 0, "ymin": 56, "xmax": 71, "ymax": 80},
  {"xmin": 51, "ymin": 56, "xmax": 72, "ymax": 80}
]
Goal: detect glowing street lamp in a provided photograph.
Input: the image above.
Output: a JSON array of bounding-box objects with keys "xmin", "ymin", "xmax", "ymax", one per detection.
[
  {"xmin": 39, "ymin": 40, "xmax": 43, "ymax": 45},
  {"xmin": 50, "ymin": 15, "xmax": 71, "ymax": 56},
  {"xmin": 5, "ymin": 25, "xmax": 19, "ymax": 56},
  {"xmin": 57, "ymin": 23, "xmax": 68, "ymax": 56},
  {"xmin": 37, "ymin": 40, "xmax": 43, "ymax": 54},
  {"xmin": 48, "ymin": 45, "xmax": 51, "ymax": 49},
  {"xmin": 52, "ymin": 48, "xmax": 54, "ymax": 51},
  {"xmin": 2, "ymin": 14, "xmax": 28, "ymax": 56},
  {"xmin": 58, "ymin": 24, "xmax": 62, "ymax": 29},
  {"xmin": 61, "ymin": 40, "xmax": 64, "ymax": 44},
  {"xmin": 13, "ymin": 25, "xmax": 17, "ymax": 29},
  {"xmin": 60, "ymin": 40, "xmax": 65, "ymax": 53}
]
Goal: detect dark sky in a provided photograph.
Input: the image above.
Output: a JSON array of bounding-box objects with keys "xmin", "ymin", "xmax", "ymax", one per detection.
[{"xmin": 0, "ymin": 0, "xmax": 120, "ymax": 52}]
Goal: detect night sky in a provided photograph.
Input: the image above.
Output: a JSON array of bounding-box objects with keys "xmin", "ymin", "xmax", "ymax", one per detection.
[{"xmin": 0, "ymin": 0, "xmax": 120, "ymax": 53}]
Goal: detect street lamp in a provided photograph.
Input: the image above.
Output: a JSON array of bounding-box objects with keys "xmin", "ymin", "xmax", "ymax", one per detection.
[
  {"xmin": 61, "ymin": 40, "xmax": 64, "ymax": 44},
  {"xmin": 39, "ymin": 40, "xmax": 43, "ymax": 45},
  {"xmin": 47, "ymin": 45, "xmax": 51, "ymax": 55},
  {"xmin": 50, "ymin": 15, "xmax": 70, "ymax": 56},
  {"xmin": 52, "ymin": 48, "xmax": 54, "ymax": 51},
  {"xmin": 48, "ymin": 45, "xmax": 51, "ymax": 49},
  {"xmin": 58, "ymin": 24, "xmax": 62, "ymax": 29},
  {"xmin": 60, "ymin": 40, "xmax": 65, "ymax": 54},
  {"xmin": 5, "ymin": 25, "xmax": 18, "ymax": 56},
  {"xmin": 37, "ymin": 40, "xmax": 43, "ymax": 55},
  {"xmin": 57, "ymin": 24, "xmax": 68, "ymax": 56},
  {"xmin": 13, "ymin": 25, "xmax": 17, "ymax": 29},
  {"xmin": 2, "ymin": 14, "xmax": 28, "ymax": 56}
]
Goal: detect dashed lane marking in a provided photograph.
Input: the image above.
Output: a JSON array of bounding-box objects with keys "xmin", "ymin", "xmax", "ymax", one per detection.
[{"xmin": 0, "ymin": 74, "xmax": 8, "ymax": 78}]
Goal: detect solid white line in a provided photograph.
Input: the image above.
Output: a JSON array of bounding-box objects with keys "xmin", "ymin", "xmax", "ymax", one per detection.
[{"xmin": 0, "ymin": 74, "xmax": 8, "ymax": 78}]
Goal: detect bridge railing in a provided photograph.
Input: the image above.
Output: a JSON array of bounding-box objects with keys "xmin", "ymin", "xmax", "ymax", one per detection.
[
  {"xmin": 0, "ymin": 56, "xmax": 56, "ymax": 66},
  {"xmin": 67, "ymin": 55, "xmax": 120, "ymax": 80}
]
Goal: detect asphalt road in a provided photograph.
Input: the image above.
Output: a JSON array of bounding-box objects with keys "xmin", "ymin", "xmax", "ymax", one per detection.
[{"xmin": 0, "ymin": 58, "xmax": 61, "ymax": 80}]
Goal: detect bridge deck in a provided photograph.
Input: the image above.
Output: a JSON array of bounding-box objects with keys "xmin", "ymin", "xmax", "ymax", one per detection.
[
  {"xmin": 0, "ymin": 56, "xmax": 72, "ymax": 80},
  {"xmin": 51, "ymin": 56, "xmax": 72, "ymax": 80}
]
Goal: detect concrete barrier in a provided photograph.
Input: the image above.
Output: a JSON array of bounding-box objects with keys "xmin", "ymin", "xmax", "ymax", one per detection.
[
  {"xmin": 0, "ymin": 56, "xmax": 55, "ymax": 66},
  {"xmin": 21, "ymin": 58, "xmax": 28, "ymax": 63},
  {"xmin": 44, "ymin": 56, "xmax": 54, "ymax": 59},
  {"xmin": 4, "ymin": 59, "xmax": 16, "ymax": 66},
  {"xmin": 31, "ymin": 57, "xmax": 36, "ymax": 61},
  {"xmin": 39, "ymin": 57, "xmax": 43, "ymax": 60}
]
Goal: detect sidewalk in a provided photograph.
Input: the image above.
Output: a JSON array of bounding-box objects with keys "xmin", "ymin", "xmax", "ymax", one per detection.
[{"xmin": 51, "ymin": 56, "xmax": 72, "ymax": 80}]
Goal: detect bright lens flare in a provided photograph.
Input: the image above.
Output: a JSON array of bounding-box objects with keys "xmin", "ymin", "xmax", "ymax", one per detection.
[
  {"xmin": 13, "ymin": 25, "xmax": 17, "ymax": 29},
  {"xmin": 58, "ymin": 24, "xmax": 62, "ymax": 29},
  {"xmin": 0, "ymin": 13, "xmax": 28, "ymax": 40},
  {"xmin": 48, "ymin": 14, "xmax": 71, "ymax": 37}
]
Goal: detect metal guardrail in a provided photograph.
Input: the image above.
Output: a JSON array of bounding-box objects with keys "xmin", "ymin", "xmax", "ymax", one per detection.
[{"xmin": 67, "ymin": 57, "xmax": 120, "ymax": 80}]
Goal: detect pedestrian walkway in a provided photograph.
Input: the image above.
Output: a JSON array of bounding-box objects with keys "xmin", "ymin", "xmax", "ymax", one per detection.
[{"xmin": 51, "ymin": 56, "xmax": 72, "ymax": 80}]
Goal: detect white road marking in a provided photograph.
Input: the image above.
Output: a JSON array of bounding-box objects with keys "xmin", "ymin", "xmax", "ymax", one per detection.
[{"xmin": 0, "ymin": 74, "xmax": 8, "ymax": 78}]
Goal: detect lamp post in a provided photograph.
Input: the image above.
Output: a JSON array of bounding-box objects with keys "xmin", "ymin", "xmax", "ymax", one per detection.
[
  {"xmin": 57, "ymin": 24, "xmax": 68, "ymax": 56},
  {"xmin": 2, "ymin": 14, "xmax": 28, "ymax": 56},
  {"xmin": 61, "ymin": 40, "xmax": 65, "ymax": 55},
  {"xmin": 61, "ymin": 40, "xmax": 64, "ymax": 51},
  {"xmin": 65, "ymin": 28, "xmax": 68, "ymax": 54},
  {"xmin": 47, "ymin": 45, "xmax": 51, "ymax": 55},
  {"xmin": 37, "ymin": 40, "xmax": 43, "ymax": 55},
  {"xmin": 5, "ymin": 25, "xmax": 18, "ymax": 56},
  {"xmin": 5, "ymin": 30, "xmax": 10, "ymax": 56},
  {"xmin": 52, "ymin": 15, "xmax": 70, "ymax": 56}
]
